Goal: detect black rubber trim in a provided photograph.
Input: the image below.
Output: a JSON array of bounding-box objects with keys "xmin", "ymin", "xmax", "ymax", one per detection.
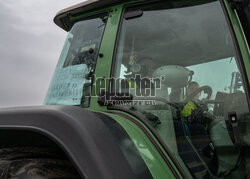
[
  {"xmin": 107, "ymin": 105, "xmax": 187, "ymax": 179},
  {"xmin": 220, "ymin": 0, "xmax": 250, "ymax": 110},
  {"xmin": 0, "ymin": 106, "xmax": 137, "ymax": 179}
]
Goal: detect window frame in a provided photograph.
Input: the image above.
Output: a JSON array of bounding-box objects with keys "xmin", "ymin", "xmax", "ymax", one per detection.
[
  {"xmin": 109, "ymin": 0, "xmax": 250, "ymax": 178},
  {"xmin": 108, "ymin": 0, "xmax": 222, "ymax": 178},
  {"xmin": 44, "ymin": 12, "xmax": 109, "ymax": 107},
  {"xmin": 220, "ymin": 0, "xmax": 250, "ymax": 109}
]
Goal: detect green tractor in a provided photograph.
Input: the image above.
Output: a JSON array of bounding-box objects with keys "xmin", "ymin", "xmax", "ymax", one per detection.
[{"xmin": 0, "ymin": 0, "xmax": 249, "ymax": 178}]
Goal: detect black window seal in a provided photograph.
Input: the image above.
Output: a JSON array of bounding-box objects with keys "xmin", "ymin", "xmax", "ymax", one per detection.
[
  {"xmin": 220, "ymin": 0, "xmax": 250, "ymax": 111},
  {"xmin": 235, "ymin": 0, "xmax": 250, "ymax": 47},
  {"xmin": 234, "ymin": 10, "xmax": 250, "ymax": 56}
]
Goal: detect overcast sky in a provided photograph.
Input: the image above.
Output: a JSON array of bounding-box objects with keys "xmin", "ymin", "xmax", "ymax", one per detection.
[{"xmin": 0, "ymin": 0, "xmax": 85, "ymax": 108}]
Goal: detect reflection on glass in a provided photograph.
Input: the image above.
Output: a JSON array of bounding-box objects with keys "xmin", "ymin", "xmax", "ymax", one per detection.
[
  {"xmin": 45, "ymin": 14, "xmax": 107, "ymax": 106},
  {"xmin": 113, "ymin": 0, "xmax": 249, "ymax": 178}
]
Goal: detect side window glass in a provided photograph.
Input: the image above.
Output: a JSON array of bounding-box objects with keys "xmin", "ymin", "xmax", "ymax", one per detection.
[
  {"xmin": 45, "ymin": 14, "xmax": 108, "ymax": 106},
  {"xmin": 112, "ymin": 0, "xmax": 250, "ymax": 178}
]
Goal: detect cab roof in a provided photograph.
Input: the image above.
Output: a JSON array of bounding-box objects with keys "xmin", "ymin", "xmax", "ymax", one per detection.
[{"xmin": 54, "ymin": 0, "xmax": 129, "ymax": 31}]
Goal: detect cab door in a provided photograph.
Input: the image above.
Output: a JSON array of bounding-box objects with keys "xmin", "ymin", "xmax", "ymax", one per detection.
[{"xmin": 109, "ymin": 0, "xmax": 250, "ymax": 178}]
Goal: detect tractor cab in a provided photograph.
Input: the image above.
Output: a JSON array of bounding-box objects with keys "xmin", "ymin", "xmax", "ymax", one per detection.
[{"xmin": 44, "ymin": 0, "xmax": 250, "ymax": 178}]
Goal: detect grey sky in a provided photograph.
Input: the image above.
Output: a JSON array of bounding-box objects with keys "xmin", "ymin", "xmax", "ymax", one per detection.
[{"xmin": 0, "ymin": 0, "xmax": 85, "ymax": 108}]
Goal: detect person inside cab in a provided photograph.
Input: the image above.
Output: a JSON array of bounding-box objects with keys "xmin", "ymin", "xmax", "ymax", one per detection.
[
  {"xmin": 181, "ymin": 81, "xmax": 217, "ymax": 174},
  {"xmin": 182, "ymin": 81, "xmax": 201, "ymax": 119},
  {"xmin": 182, "ymin": 81, "xmax": 214, "ymax": 129}
]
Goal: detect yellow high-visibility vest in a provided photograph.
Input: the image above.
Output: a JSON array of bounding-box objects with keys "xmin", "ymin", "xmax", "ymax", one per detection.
[{"xmin": 182, "ymin": 101, "xmax": 197, "ymax": 117}]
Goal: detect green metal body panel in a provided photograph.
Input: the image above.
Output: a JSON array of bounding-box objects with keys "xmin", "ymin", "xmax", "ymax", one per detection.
[
  {"xmin": 87, "ymin": 3, "xmax": 185, "ymax": 177},
  {"xmin": 48, "ymin": 0, "xmax": 250, "ymax": 178},
  {"xmin": 223, "ymin": 0, "xmax": 250, "ymax": 85},
  {"xmin": 103, "ymin": 112, "xmax": 179, "ymax": 179},
  {"xmin": 78, "ymin": 1, "xmax": 249, "ymax": 178},
  {"xmin": 89, "ymin": 5, "xmax": 123, "ymax": 111},
  {"xmin": 110, "ymin": 109, "xmax": 196, "ymax": 178},
  {"xmin": 88, "ymin": 0, "xmax": 250, "ymax": 110}
]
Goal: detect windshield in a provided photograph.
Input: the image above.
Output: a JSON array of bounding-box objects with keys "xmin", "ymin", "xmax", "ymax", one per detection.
[
  {"xmin": 112, "ymin": 0, "xmax": 250, "ymax": 178},
  {"xmin": 44, "ymin": 13, "xmax": 108, "ymax": 106}
]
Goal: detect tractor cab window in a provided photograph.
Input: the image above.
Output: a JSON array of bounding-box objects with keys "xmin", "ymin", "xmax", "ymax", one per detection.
[
  {"xmin": 112, "ymin": 0, "xmax": 250, "ymax": 178},
  {"xmin": 45, "ymin": 13, "xmax": 107, "ymax": 106}
]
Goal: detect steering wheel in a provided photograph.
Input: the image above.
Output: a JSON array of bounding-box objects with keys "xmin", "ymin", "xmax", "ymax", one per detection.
[{"xmin": 183, "ymin": 85, "xmax": 212, "ymax": 103}]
